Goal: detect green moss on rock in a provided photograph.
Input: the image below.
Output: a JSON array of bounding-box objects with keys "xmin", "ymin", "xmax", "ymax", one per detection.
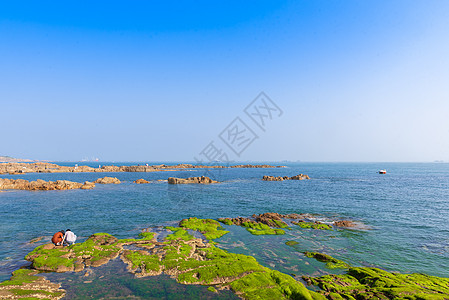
[
  {"xmin": 293, "ymin": 221, "xmax": 332, "ymax": 230},
  {"xmin": 241, "ymin": 222, "xmax": 286, "ymax": 235},
  {"xmin": 123, "ymin": 250, "xmax": 161, "ymax": 274},
  {"xmin": 305, "ymin": 267, "xmax": 449, "ymax": 299},
  {"xmin": 25, "ymin": 233, "xmax": 122, "ymax": 272},
  {"xmin": 0, "ymin": 269, "xmax": 40, "ymax": 286},
  {"xmin": 207, "ymin": 286, "xmax": 218, "ymax": 293},
  {"xmin": 304, "ymin": 252, "xmax": 350, "ymax": 269},
  {"xmin": 219, "ymin": 218, "xmax": 233, "ymax": 226},
  {"xmin": 165, "ymin": 227, "xmax": 195, "ymax": 241},
  {"xmin": 0, "ymin": 269, "xmax": 65, "ymax": 299},
  {"xmin": 179, "ymin": 217, "xmax": 229, "ymax": 240},
  {"xmin": 285, "ymin": 241, "xmax": 299, "ymax": 246}
]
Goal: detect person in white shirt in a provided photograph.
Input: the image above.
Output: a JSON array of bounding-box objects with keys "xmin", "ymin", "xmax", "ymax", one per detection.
[{"xmin": 64, "ymin": 229, "xmax": 77, "ymax": 246}]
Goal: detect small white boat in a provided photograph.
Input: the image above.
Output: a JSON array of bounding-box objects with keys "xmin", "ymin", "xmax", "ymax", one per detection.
[{"xmin": 378, "ymin": 169, "xmax": 387, "ymax": 174}]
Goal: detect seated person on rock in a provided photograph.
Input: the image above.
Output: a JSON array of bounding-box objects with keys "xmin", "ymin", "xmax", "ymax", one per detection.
[
  {"xmin": 64, "ymin": 229, "xmax": 77, "ymax": 246},
  {"xmin": 51, "ymin": 230, "xmax": 65, "ymax": 246}
]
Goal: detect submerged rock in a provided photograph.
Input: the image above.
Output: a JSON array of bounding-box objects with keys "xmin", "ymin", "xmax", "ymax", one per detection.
[
  {"xmin": 285, "ymin": 241, "xmax": 299, "ymax": 246},
  {"xmin": 168, "ymin": 176, "xmax": 218, "ymax": 184},
  {"xmin": 303, "ymin": 252, "xmax": 350, "ymax": 269}
]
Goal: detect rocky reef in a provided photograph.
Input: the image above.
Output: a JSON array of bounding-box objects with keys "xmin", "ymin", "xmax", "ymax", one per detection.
[
  {"xmin": 0, "ymin": 162, "xmax": 285, "ymax": 175},
  {"xmin": 303, "ymin": 266, "xmax": 449, "ymax": 299},
  {"xmin": 0, "ymin": 176, "xmax": 122, "ymax": 191},
  {"xmin": 168, "ymin": 176, "xmax": 218, "ymax": 184},
  {"xmin": 262, "ymin": 174, "xmax": 310, "ymax": 181},
  {"xmin": 23, "ymin": 221, "xmax": 319, "ymax": 300},
  {"xmin": 0, "ymin": 269, "xmax": 65, "ymax": 300},
  {"xmin": 0, "ymin": 178, "xmax": 95, "ymax": 191},
  {"xmin": 9, "ymin": 214, "xmax": 449, "ymax": 300}
]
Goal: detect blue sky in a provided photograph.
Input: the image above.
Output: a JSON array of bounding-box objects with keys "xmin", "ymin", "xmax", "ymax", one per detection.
[{"xmin": 1, "ymin": 1, "xmax": 449, "ymax": 162}]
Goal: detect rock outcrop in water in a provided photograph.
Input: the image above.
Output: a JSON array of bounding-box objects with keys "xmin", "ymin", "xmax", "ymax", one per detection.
[
  {"xmin": 333, "ymin": 220, "xmax": 357, "ymax": 227},
  {"xmin": 0, "ymin": 178, "xmax": 95, "ymax": 191},
  {"xmin": 168, "ymin": 176, "xmax": 218, "ymax": 184},
  {"xmin": 262, "ymin": 174, "xmax": 310, "ymax": 181},
  {"xmin": 134, "ymin": 179, "xmax": 150, "ymax": 184},
  {"xmin": 93, "ymin": 177, "xmax": 121, "ymax": 184}
]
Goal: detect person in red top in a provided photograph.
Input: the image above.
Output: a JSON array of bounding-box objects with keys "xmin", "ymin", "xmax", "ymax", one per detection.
[{"xmin": 51, "ymin": 230, "xmax": 65, "ymax": 246}]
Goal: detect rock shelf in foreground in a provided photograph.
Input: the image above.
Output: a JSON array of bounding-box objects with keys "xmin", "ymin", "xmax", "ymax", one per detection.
[
  {"xmin": 0, "ymin": 269, "xmax": 65, "ymax": 300},
  {"xmin": 9, "ymin": 214, "xmax": 449, "ymax": 300}
]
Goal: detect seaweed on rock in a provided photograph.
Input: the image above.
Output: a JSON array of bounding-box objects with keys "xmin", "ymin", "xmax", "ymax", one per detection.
[
  {"xmin": 303, "ymin": 252, "xmax": 350, "ymax": 269},
  {"xmin": 0, "ymin": 269, "xmax": 65, "ymax": 299},
  {"xmin": 303, "ymin": 267, "xmax": 449, "ymax": 299},
  {"xmin": 179, "ymin": 217, "xmax": 230, "ymax": 240},
  {"xmin": 293, "ymin": 221, "xmax": 332, "ymax": 230}
]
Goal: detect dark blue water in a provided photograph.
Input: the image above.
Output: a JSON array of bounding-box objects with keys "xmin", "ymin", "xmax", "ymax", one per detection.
[{"xmin": 1, "ymin": 162, "xmax": 448, "ymax": 283}]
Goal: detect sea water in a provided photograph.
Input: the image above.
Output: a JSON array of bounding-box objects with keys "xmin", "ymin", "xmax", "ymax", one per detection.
[{"xmin": 1, "ymin": 162, "xmax": 448, "ymax": 291}]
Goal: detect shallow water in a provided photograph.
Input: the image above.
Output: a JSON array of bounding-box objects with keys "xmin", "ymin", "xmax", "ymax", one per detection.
[{"xmin": 1, "ymin": 162, "xmax": 449, "ymax": 286}]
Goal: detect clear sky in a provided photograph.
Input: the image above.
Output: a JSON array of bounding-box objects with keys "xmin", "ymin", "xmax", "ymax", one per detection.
[{"xmin": 1, "ymin": 1, "xmax": 449, "ymax": 162}]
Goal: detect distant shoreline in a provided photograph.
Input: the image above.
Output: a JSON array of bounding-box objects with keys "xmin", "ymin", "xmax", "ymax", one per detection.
[{"xmin": 0, "ymin": 162, "xmax": 285, "ymax": 175}]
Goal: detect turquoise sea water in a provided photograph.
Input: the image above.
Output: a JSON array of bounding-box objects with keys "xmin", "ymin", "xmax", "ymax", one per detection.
[{"xmin": 1, "ymin": 162, "xmax": 448, "ymax": 291}]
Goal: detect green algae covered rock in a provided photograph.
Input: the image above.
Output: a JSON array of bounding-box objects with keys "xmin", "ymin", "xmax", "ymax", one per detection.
[
  {"xmin": 218, "ymin": 216, "xmax": 287, "ymax": 235},
  {"xmin": 305, "ymin": 267, "xmax": 449, "ymax": 299},
  {"xmin": 0, "ymin": 269, "xmax": 65, "ymax": 299},
  {"xmin": 293, "ymin": 221, "xmax": 332, "ymax": 230},
  {"xmin": 285, "ymin": 240, "xmax": 299, "ymax": 246},
  {"xmin": 25, "ymin": 233, "xmax": 122, "ymax": 272},
  {"xmin": 117, "ymin": 231, "xmax": 155, "ymax": 244},
  {"xmin": 122, "ymin": 233, "xmax": 319, "ymax": 300},
  {"xmin": 165, "ymin": 226, "xmax": 195, "ymax": 241},
  {"xmin": 304, "ymin": 252, "xmax": 350, "ymax": 269},
  {"xmin": 179, "ymin": 217, "xmax": 229, "ymax": 240},
  {"xmin": 242, "ymin": 221, "xmax": 286, "ymax": 235},
  {"xmin": 230, "ymin": 269, "xmax": 324, "ymax": 300}
]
